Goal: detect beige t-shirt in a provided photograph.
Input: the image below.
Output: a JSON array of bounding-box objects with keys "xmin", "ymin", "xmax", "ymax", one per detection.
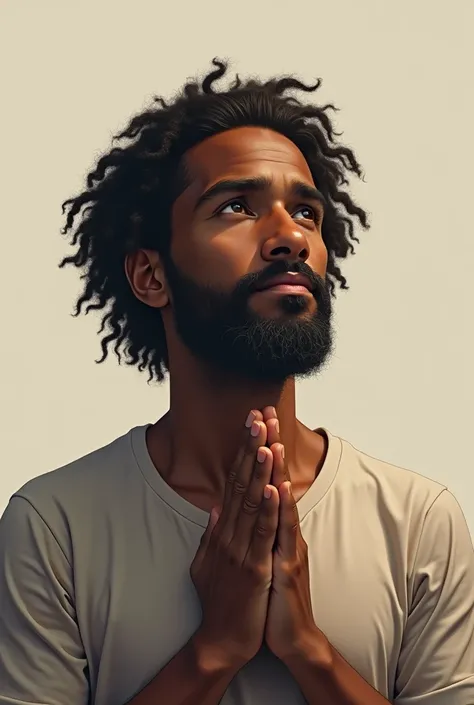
[{"xmin": 1, "ymin": 425, "xmax": 473, "ymax": 705}]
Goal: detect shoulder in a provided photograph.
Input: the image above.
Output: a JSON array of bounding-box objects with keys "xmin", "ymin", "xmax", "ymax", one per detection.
[
  {"xmin": 5, "ymin": 426, "xmax": 148, "ymax": 555},
  {"xmin": 15, "ymin": 427, "xmax": 136, "ymax": 500},
  {"xmin": 334, "ymin": 431, "xmax": 449, "ymax": 514},
  {"xmin": 325, "ymin": 429, "xmax": 463, "ymax": 565},
  {"xmin": 330, "ymin": 429, "xmax": 473, "ymax": 581}
]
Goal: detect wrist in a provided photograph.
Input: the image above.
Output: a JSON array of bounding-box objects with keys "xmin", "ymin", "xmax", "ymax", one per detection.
[
  {"xmin": 282, "ymin": 627, "xmax": 334, "ymax": 673},
  {"xmin": 190, "ymin": 629, "xmax": 246, "ymax": 680}
]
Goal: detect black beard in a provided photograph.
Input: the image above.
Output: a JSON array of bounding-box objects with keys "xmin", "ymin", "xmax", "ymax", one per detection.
[{"xmin": 163, "ymin": 256, "xmax": 334, "ymax": 384}]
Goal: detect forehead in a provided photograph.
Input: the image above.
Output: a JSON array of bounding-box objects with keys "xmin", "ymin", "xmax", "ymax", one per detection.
[{"xmin": 182, "ymin": 126, "xmax": 315, "ymax": 188}]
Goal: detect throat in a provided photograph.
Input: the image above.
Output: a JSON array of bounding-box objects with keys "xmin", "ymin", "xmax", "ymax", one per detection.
[{"xmin": 145, "ymin": 418, "xmax": 327, "ymax": 513}]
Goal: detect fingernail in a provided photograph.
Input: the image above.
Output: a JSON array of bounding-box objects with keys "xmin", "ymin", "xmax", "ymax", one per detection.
[
  {"xmin": 264, "ymin": 486, "xmax": 272, "ymax": 499},
  {"xmin": 245, "ymin": 411, "xmax": 255, "ymax": 428},
  {"xmin": 281, "ymin": 445, "xmax": 285, "ymax": 459},
  {"xmin": 257, "ymin": 448, "xmax": 266, "ymax": 463},
  {"xmin": 251, "ymin": 420, "xmax": 260, "ymax": 437},
  {"xmin": 270, "ymin": 407, "xmax": 277, "ymax": 417},
  {"xmin": 274, "ymin": 420, "xmax": 280, "ymax": 434}
]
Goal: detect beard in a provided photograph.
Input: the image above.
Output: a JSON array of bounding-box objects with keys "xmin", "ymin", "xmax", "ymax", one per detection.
[{"xmin": 163, "ymin": 256, "xmax": 334, "ymax": 384}]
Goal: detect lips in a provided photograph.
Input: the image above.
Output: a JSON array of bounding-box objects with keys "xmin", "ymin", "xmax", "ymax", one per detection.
[{"xmin": 256, "ymin": 273, "xmax": 313, "ymax": 292}]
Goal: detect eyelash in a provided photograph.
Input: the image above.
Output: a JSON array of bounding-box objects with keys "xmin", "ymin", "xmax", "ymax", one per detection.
[{"xmin": 216, "ymin": 198, "xmax": 322, "ymax": 225}]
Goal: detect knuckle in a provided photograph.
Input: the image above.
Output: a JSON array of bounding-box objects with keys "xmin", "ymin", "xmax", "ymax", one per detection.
[
  {"xmin": 232, "ymin": 480, "xmax": 247, "ymax": 496},
  {"xmin": 245, "ymin": 562, "xmax": 261, "ymax": 578},
  {"xmin": 281, "ymin": 559, "xmax": 301, "ymax": 579},
  {"xmin": 226, "ymin": 470, "xmax": 237, "ymax": 488},
  {"xmin": 254, "ymin": 521, "xmax": 270, "ymax": 537},
  {"xmin": 280, "ymin": 560, "xmax": 295, "ymax": 576},
  {"xmin": 241, "ymin": 496, "xmax": 260, "ymax": 514},
  {"xmin": 225, "ymin": 545, "xmax": 241, "ymax": 567},
  {"xmin": 244, "ymin": 560, "xmax": 268, "ymax": 584}
]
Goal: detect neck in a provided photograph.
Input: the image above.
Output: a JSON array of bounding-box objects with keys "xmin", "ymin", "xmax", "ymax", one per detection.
[{"xmin": 148, "ymin": 355, "xmax": 301, "ymax": 500}]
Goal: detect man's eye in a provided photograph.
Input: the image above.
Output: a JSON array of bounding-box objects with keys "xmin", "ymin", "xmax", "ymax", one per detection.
[
  {"xmin": 218, "ymin": 200, "xmax": 250, "ymax": 215},
  {"xmin": 293, "ymin": 206, "xmax": 316, "ymax": 221}
]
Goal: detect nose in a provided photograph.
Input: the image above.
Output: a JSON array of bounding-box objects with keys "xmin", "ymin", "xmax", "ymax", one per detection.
[{"xmin": 260, "ymin": 208, "xmax": 310, "ymax": 263}]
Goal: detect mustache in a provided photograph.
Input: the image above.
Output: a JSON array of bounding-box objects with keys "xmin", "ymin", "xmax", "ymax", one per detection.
[{"xmin": 236, "ymin": 259, "xmax": 326, "ymax": 298}]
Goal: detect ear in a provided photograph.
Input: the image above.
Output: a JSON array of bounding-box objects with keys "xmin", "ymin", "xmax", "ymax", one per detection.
[{"xmin": 124, "ymin": 249, "xmax": 169, "ymax": 309}]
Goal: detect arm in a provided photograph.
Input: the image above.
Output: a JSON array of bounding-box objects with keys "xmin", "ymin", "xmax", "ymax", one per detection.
[
  {"xmin": 0, "ymin": 497, "xmax": 238, "ymax": 705},
  {"xmin": 394, "ymin": 489, "xmax": 474, "ymax": 704},
  {"xmin": 280, "ymin": 489, "xmax": 474, "ymax": 705},
  {"xmin": 282, "ymin": 632, "xmax": 391, "ymax": 705},
  {"xmin": 0, "ymin": 496, "xmax": 89, "ymax": 705},
  {"xmin": 127, "ymin": 634, "xmax": 240, "ymax": 705}
]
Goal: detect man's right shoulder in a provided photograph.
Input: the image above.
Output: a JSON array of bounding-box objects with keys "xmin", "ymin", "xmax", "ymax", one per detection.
[{"xmin": 9, "ymin": 427, "xmax": 142, "ymax": 524}]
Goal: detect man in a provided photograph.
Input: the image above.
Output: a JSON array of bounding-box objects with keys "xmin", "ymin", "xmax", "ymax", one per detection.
[{"xmin": 0, "ymin": 59, "xmax": 473, "ymax": 705}]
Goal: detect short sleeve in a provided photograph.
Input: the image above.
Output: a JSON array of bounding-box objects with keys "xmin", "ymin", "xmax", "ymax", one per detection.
[
  {"xmin": 395, "ymin": 489, "xmax": 474, "ymax": 704},
  {"xmin": 0, "ymin": 496, "xmax": 89, "ymax": 705}
]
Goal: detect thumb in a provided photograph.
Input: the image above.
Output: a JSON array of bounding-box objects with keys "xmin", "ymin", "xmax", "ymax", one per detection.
[
  {"xmin": 198, "ymin": 506, "xmax": 220, "ymax": 555},
  {"xmin": 210, "ymin": 506, "xmax": 220, "ymax": 529}
]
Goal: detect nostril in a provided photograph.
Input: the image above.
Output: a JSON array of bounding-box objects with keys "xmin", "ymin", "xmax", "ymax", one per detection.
[{"xmin": 270, "ymin": 246, "xmax": 292, "ymax": 256}]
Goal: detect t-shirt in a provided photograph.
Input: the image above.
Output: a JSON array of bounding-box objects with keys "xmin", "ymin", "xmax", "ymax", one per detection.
[{"xmin": 0, "ymin": 425, "xmax": 473, "ymax": 705}]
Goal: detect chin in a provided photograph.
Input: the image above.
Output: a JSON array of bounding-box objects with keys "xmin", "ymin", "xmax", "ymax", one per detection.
[{"xmin": 252, "ymin": 293, "xmax": 315, "ymax": 318}]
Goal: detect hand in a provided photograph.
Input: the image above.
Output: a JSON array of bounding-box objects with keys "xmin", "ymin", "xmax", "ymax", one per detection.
[
  {"xmin": 190, "ymin": 410, "xmax": 280, "ymax": 672},
  {"xmin": 262, "ymin": 408, "xmax": 321, "ymax": 664}
]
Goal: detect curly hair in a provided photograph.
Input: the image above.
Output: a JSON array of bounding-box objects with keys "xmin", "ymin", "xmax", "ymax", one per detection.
[{"xmin": 60, "ymin": 58, "xmax": 369, "ymax": 383}]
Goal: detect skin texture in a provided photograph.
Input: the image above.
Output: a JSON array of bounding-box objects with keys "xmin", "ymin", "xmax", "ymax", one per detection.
[{"xmin": 126, "ymin": 126, "xmax": 328, "ymax": 510}]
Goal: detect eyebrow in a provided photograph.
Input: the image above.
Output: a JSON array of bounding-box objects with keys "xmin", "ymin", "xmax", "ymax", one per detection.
[{"xmin": 193, "ymin": 175, "xmax": 327, "ymax": 212}]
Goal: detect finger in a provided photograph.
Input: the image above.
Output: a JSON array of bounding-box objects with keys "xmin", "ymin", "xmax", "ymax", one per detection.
[
  {"xmin": 262, "ymin": 406, "xmax": 277, "ymax": 423},
  {"xmin": 265, "ymin": 413, "xmax": 290, "ymax": 488},
  {"xmin": 270, "ymin": 440, "xmax": 288, "ymax": 489},
  {"xmin": 230, "ymin": 446, "xmax": 273, "ymax": 556},
  {"xmin": 276, "ymin": 481, "xmax": 299, "ymax": 560},
  {"xmin": 220, "ymin": 419, "xmax": 268, "ymax": 535},
  {"xmin": 235, "ymin": 409, "xmax": 264, "ymax": 467},
  {"xmin": 245, "ymin": 484, "xmax": 280, "ymax": 565},
  {"xmin": 265, "ymin": 415, "xmax": 280, "ymax": 449},
  {"xmin": 221, "ymin": 410, "xmax": 264, "ymax": 515}
]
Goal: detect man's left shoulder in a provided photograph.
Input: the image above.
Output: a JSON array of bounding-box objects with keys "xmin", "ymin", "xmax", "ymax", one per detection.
[{"xmin": 337, "ymin": 432, "xmax": 449, "ymax": 516}]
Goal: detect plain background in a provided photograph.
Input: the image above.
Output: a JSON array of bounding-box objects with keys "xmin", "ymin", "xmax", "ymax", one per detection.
[{"xmin": 0, "ymin": 1, "xmax": 472, "ymax": 535}]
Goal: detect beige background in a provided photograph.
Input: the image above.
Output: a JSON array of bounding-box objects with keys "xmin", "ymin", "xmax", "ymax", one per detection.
[{"xmin": 0, "ymin": 1, "xmax": 472, "ymax": 534}]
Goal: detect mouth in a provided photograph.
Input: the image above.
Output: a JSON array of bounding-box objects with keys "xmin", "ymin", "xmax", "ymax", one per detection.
[{"xmin": 255, "ymin": 273, "xmax": 313, "ymax": 295}]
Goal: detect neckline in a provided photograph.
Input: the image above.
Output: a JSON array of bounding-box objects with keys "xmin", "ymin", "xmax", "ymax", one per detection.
[{"xmin": 130, "ymin": 424, "xmax": 342, "ymax": 529}]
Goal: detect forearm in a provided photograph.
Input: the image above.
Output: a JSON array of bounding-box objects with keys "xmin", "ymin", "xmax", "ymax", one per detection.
[
  {"xmin": 127, "ymin": 633, "xmax": 240, "ymax": 705},
  {"xmin": 284, "ymin": 630, "xmax": 390, "ymax": 705}
]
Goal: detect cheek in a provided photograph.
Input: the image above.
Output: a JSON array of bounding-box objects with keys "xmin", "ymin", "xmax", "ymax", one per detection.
[
  {"xmin": 171, "ymin": 225, "xmax": 257, "ymax": 287},
  {"xmin": 308, "ymin": 235, "xmax": 328, "ymax": 277}
]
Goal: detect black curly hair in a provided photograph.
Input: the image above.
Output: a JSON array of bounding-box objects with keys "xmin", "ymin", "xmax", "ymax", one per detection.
[{"xmin": 60, "ymin": 58, "xmax": 369, "ymax": 383}]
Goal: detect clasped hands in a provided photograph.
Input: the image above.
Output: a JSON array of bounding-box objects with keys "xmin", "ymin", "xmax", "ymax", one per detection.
[{"xmin": 191, "ymin": 407, "xmax": 327, "ymax": 673}]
